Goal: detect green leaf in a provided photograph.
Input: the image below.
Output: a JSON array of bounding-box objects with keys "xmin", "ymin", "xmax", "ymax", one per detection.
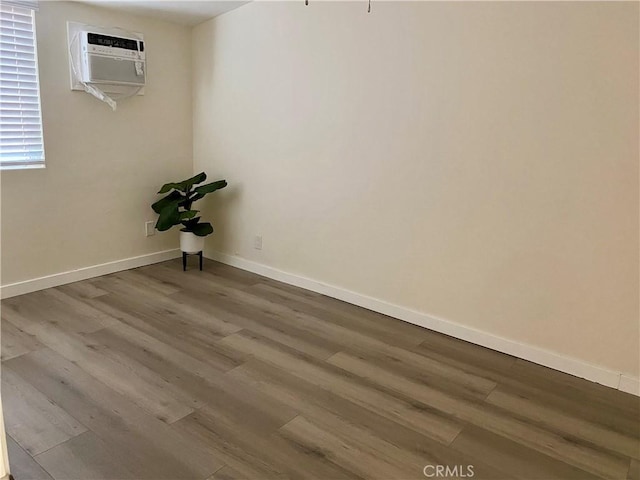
[
  {"xmin": 178, "ymin": 210, "xmax": 199, "ymax": 220},
  {"xmin": 184, "ymin": 172, "xmax": 207, "ymax": 189},
  {"xmin": 180, "ymin": 218, "xmax": 212, "ymax": 236},
  {"xmin": 156, "ymin": 204, "xmax": 181, "ymax": 231},
  {"xmin": 157, "ymin": 172, "xmax": 207, "ymax": 194},
  {"xmin": 194, "ymin": 179, "xmax": 227, "ymax": 197},
  {"xmin": 157, "ymin": 182, "xmax": 183, "ymax": 194},
  {"xmin": 181, "ymin": 217, "xmax": 201, "ymax": 230},
  {"xmin": 191, "ymin": 222, "xmax": 214, "ymax": 237},
  {"xmin": 151, "ymin": 190, "xmax": 183, "ymax": 214}
]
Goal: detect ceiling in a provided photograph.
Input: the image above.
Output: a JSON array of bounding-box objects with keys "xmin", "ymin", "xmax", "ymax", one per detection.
[{"xmin": 79, "ymin": 1, "xmax": 251, "ymax": 26}]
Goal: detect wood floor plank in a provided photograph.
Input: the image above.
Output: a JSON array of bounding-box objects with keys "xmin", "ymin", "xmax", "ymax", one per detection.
[
  {"xmin": 245, "ymin": 291, "xmax": 496, "ymax": 394},
  {"xmin": 42, "ymin": 288, "xmax": 118, "ymax": 331},
  {"xmin": 629, "ymin": 459, "xmax": 639, "ymax": 480},
  {"xmin": 144, "ymin": 261, "xmax": 262, "ymax": 292},
  {"xmin": 87, "ymin": 283, "xmax": 247, "ymax": 369},
  {"xmin": 3, "ymin": 303, "xmax": 196, "ymax": 424},
  {"xmin": 171, "ymin": 289, "xmax": 341, "ymax": 360},
  {"xmin": 86, "ymin": 284, "xmax": 237, "ymax": 339},
  {"xmin": 326, "ymin": 351, "xmax": 631, "ymax": 479},
  {"xmin": 208, "ymin": 465, "xmax": 244, "ymax": 480},
  {"xmin": 481, "ymin": 378, "xmax": 640, "ymax": 440},
  {"xmin": 511, "ymin": 359, "xmax": 640, "ymax": 417},
  {"xmin": 485, "ymin": 385, "xmax": 640, "ymax": 459},
  {"xmin": 418, "ymin": 330, "xmax": 518, "ymax": 377},
  {"xmin": 2, "ymin": 259, "xmax": 637, "ymax": 480},
  {"xmin": 34, "ymin": 431, "xmax": 138, "ymax": 480},
  {"xmin": 2, "ymin": 365, "xmax": 87, "ymax": 455},
  {"xmin": 113, "ymin": 269, "xmax": 182, "ymax": 296},
  {"xmin": 177, "ymin": 278, "xmax": 498, "ymax": 395},
  {"xmin": 5, "ymin": 348, "xmax": 223, "ymax": 480},
  {"xmin": 344, "ymin": 345, "xmax": 498, "ymax": 401},
  {"xmin": 88, "ymin": 320, "xmax": 238, "ymax": 381},
  {"xmin": 229, "ymin": 358, "xmax": 507, "ymax": 479},
  {"xmin": 78, "ymin": 330, "xmax": 204, "ymax": 420},
  {"xmin": 219, "ymin": 330, "xmax": 464, "ymax": 445},
  {"xmin": 57, "ymin": 280, "xmax": 109, "ymax": 299},
  {"xmin": 450, "ymin": 425, "xmax": 603, "ymax": 480},
  {"xmin": 173, "ymin": 408, "xmax": 358, "ymax": 480},
  {"xmin": 254, "ymin": 275, "xmax": 324, "ymax": 300},
  {"xmin": 95, "ymin": 275, "xmax": 242, "ymax": 338},
  {"xmin": 2, "ymin": 290, "xmax": 111, "ymax": 335},
  {"xmin": 417, "ymin": 336, "xmax": 640, "ymax": 441},
  {"xmin": 246, "ymin": 282, "xmax": 428, "ymax": 348},
  {"xmin": 173, "ymin": 409, "xmax": 291, "ymax": 480},
  {"xmin": 200, "ymin": 261, "xmax": 267, "ymax": 287},
  {"xmin": 1, "ymin": 315, "xmax": 43, "ymax": 361},
  {"xmin": 279, "ymin": 415, "xmax": 424, "ymax": 480},
  {"xmin": 6, "ymin": 436, "xmax": 53, "ymax": 480},
  {"xmin": 87, "ymin": 325, "xmax": 300, "ymax": 430}
]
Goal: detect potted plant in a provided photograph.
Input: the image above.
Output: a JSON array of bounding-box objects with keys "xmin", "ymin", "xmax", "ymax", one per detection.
[{"xmin": 151, "ymin": 172, "xmax": 227, "ymax": 255}]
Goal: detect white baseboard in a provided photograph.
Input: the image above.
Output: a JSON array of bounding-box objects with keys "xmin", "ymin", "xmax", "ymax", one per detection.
[
  {"xmin": 0, "ymin": 249, "xmax": 181, "ymax": 299},
  {"xmin": 206, "ymin": 250, "xmax": 639, "ymax": 396},
  {"xmin": 619, "ymin": 375, "xmax": 640, "ymax": 396},
  {"xmin": 2, "ymin": 248, "xmax": 636, "ymax": 396}
]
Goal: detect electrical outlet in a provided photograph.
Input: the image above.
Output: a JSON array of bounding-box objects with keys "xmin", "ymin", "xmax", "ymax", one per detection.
[
  {"xmin": 254, "ymin": 235, "xmax": 263, "ymax": 250},
  {"xmin": 145, "ymin": 221, "xmax": 156, "ymax": 237}
]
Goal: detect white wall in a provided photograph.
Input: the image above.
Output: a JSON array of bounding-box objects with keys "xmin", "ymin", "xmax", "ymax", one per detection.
[
  {"xmin": 193, "ymin": 2, "xmax": 639, "ymax": 378},
  {"xmin": 1, "ymin": 1, "xmax": 193, "ymax": 286}
]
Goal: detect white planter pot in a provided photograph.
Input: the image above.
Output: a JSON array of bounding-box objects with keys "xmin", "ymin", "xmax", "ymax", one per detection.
[{"xmin": 180, "ymin": 231, "xmax": 205, "ymax": 254}]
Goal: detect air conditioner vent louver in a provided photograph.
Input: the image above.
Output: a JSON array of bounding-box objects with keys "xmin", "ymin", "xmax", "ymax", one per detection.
[{"xmin": 78, "ymin": 30, "xmax": 145, "ymax": 87}]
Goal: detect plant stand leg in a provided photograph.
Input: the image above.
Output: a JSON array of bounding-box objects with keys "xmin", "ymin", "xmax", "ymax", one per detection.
[
  {"xmin": 199, "ymin": 251, "xmax": 203, "ymax": 271},
  {"xmin": 182, "ymin": 252, "xmax": 187, "ymax": 271}
]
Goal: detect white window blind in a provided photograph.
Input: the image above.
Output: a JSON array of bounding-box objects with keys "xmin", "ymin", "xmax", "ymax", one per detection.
[{"xmin": 0, "ymin": 3, "xmax": 44, "ymax": 169}]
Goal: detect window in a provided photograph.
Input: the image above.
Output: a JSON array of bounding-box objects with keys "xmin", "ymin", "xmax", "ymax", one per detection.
[{"xmin": 0, "ymin": 1, "xmax": 44, "ymax": 169}]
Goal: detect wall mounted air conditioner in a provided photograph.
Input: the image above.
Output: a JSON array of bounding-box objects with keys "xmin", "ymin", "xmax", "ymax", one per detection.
[
  {"xmin": 77, "ymin": 30, "xmax": 146, "ymax": 87},
  {"xmin": 68, "ymin": 22, "xmax": 145, "ymax": 109}
]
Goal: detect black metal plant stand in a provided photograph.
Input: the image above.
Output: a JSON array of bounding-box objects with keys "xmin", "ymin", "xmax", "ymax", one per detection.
[{"xmin": 182, "ymin": 251, "xmax": 203, "ymax": 271}]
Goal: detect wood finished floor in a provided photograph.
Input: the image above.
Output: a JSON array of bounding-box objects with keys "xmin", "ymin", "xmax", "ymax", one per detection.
[{"xmin": 1, "ymin": 259, "xmax": 638, "ymax": 480}]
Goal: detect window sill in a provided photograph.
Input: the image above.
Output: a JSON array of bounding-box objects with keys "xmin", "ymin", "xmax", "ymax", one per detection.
[{"xmin": 0, "ymin": 163, "xmax": 46, "ymax": 171}]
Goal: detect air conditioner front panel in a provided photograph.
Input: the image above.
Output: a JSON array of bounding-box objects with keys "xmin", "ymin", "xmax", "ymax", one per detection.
[{"xmin": 85, "ymin": 54, "xmax": 145, "ymax": 86}]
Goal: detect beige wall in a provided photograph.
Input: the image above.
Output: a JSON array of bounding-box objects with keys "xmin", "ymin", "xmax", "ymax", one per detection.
[
  {"xmin": 1, "ymin": 1, "xmax": 192, "ymax": 285},
  {"xmin": 193, "ymin": 1, "xmax": 639, "ymax": 377}
]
